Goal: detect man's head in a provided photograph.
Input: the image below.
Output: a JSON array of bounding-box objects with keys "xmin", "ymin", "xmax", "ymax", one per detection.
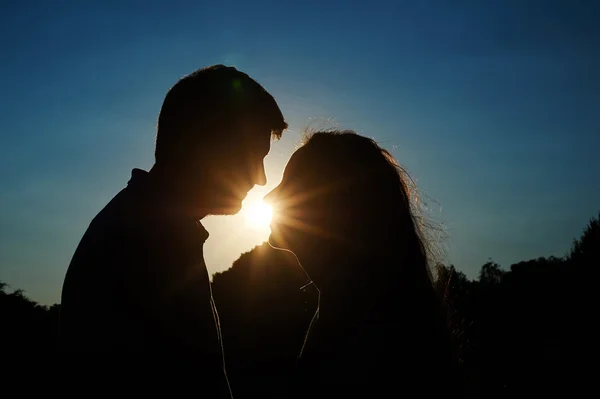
[{"xmin": 154, "ymin": 65, "xmax": 287, "ymax": 216}]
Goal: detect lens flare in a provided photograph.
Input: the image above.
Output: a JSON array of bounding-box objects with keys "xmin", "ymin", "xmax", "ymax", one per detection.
[{"xmin": 243, "ymin": 200, "xmax": 273, "ymax": 230}]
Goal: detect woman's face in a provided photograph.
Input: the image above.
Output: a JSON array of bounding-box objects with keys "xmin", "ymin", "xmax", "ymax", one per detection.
[{"xmin": 264, "ymin": 146, "xmax": 337, "ymax": 258}]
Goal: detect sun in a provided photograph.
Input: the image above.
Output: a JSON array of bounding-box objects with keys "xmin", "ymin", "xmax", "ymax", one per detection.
[{"xmin": 243, "ymin": 200, "xmax": 273, "ymax": 230}]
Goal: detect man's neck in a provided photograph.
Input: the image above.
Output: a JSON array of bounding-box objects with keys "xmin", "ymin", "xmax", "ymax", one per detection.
[{"xmin": 146, "ymin": 165, "xmax": 209, "ymax": 221}]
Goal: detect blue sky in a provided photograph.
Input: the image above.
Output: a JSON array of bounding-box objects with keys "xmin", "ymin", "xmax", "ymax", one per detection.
[{"xmin": 1, "ymin": 0, "xmax": 598, "ymax": 305}]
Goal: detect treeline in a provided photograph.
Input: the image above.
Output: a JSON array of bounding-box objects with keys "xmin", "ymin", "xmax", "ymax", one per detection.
[{"xmin": 1, "ymin": 212, "xmax": 598, "ymax": 397}]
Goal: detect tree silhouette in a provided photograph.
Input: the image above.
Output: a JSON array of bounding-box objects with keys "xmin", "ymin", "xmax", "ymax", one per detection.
[
  {"xmin": 569, "ymin": 212, "xmax": 600, "ymax": 269},
  {"xmin": 564, "ymin": 212, "xmax": 599, "ymax": 395},
  {"xmin": 0, "ymin": 281, "xmax": 60, "ymax": 353},
  {"xmin": 478, "ymin": 260, "xmax": 505, "ymax": 285}
]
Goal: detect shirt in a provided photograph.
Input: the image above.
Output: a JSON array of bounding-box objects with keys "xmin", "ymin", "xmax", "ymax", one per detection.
[{"xmin": 59, "ymin": 168, "xmax": 231, "ymax": 397}]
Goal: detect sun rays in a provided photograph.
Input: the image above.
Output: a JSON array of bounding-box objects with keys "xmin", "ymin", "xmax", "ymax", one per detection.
[{"xmin": 243, "ymin": 200, "xmax": 273, "ymax": 230}]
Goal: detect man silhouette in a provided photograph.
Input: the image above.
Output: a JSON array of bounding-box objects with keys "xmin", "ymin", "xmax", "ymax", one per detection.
[{"xmin": 58, "ymin": 65, "xmax": 287, "ymax": 393}]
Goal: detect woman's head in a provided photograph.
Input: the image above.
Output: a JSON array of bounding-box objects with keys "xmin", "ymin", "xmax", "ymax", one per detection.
[{"xmin": 265, "ymin": 130, "xmax": 432, "ymax": 285}]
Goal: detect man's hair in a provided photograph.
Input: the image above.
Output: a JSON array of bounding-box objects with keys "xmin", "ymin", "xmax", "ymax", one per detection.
[{"xmin": 155, "ymin": 65, "xmax": 287, "ymax": 164}]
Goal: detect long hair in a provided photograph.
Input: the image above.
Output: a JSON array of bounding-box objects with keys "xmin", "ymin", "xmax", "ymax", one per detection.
[
  {"xmin": 297, "ymin": 130, "xmax": 462, "ymax": 392},
  {"xmin": 299, "ymin": 130, "xmax": 436, "ymax": 278}
]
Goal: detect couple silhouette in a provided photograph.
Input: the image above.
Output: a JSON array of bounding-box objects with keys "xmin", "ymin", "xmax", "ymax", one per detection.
[{"xmin": 59, "ymin": 65, "xmax": 463, "ymax": 397}]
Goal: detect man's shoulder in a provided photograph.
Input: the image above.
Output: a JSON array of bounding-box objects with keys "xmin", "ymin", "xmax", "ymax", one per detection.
[
  {"xmin": 67, "ymin": 187, "xmax": 137, "ymax": 263},
  {"xmin": 86, "ymin": 187, "xmax": 139, "ymax": 236},
  {"xmin": 72, "ymin": 169, "xmax": 208, "ymax": 269},
  {"xmin": 85, "ymin": 169, "xmax": 152, "ymax": 232}
]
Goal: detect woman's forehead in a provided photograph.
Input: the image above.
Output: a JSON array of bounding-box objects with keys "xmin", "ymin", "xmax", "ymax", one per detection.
[{"xmin": 282, "ymin": 146, "xmax": 315, "ymax": 177}]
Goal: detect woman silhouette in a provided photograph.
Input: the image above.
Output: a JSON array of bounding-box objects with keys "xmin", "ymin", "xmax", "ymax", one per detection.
[{"xmin": 265, "ymin": 130, "xmax": 464, "ymax": 398}]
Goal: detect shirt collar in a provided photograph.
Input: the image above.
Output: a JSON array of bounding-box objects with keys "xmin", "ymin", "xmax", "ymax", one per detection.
[{"xmin": 128, "ymin": 168, "xmax": 210, "ymax": 243}]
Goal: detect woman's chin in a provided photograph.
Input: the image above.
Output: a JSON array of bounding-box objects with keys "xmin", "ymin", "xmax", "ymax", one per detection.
[
  {"xmin": 268, "ymin": 229, "xmax": 288, "ymax": 250},
  {"xmin": 267, "ymin": 234, "xmax": 281, "ymax": 249}
]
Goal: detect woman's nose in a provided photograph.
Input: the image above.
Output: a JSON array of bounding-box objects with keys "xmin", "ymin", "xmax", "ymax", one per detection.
[{"xmin": 263, "ymin": 187, "xmax": 278, "ymax": 205}]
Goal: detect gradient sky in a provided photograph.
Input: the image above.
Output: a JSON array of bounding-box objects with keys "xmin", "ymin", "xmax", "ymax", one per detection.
[{"xmin": 1, "ymin": 0, "xmax": 598, "ymax": 305}]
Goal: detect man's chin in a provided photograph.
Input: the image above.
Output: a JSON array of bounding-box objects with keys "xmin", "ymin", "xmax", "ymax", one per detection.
[{"xmin": 208, "ymin": 201, "xmax": 243, "ymax": 216}]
